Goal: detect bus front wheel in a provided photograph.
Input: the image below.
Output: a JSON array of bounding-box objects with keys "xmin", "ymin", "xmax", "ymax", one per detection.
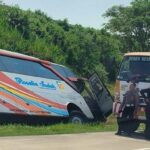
[{"xmin": 69, "ymin": 111, "xmax": 86, "ymax": 124}]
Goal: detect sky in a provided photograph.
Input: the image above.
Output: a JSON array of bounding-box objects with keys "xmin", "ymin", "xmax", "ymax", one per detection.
[{"xmin": 3, "ymin": 0, "xmax": 132, "ymax": 29}]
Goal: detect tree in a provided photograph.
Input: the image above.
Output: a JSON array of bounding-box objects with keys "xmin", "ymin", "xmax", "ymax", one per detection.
[
  {"xmin": 104, "ymin": 0, "xmax": 150, "ymax": 52},
  {"xmin": 0, "ymin": 3, "xmax": 122, "ymax": 82},
  {"xmin": 7, "ymin": 7, "xmax": 30, "ymax": 39}
]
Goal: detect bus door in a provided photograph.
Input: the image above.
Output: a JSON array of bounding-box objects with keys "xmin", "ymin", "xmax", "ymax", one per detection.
[{"xmin": 88, "ymin": 73, "xmax": 113, "ymax": 117}]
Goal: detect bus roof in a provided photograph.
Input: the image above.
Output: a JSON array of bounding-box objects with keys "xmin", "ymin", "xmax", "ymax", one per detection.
[
  {"xmin": 125, "ymin": 52, "xmax": 150, "ymax": 57},
  {"xmin": 0, "ymin": 49, "xmax": 50, "ymax": 65}
]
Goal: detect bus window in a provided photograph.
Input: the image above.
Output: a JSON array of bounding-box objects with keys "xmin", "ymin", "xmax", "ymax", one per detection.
[
  {"xmin": 51, "ymin": 64, "xmax": 67, "ymax": 78},
  {"xmin": 0, "ymin": 55, "xmax": 61, "ymax": 80},
  {"xmin": 118, "ymin": 57, "xmax": 130, "ymax": 80},
  {"xmin": 118, "ymin": 56, "xmax": 150, "ymax": 82},
  {"xmin": 130, "ymin": 61, "xmax": 150, "ymax": 75},
  {"xmin": 51, "ymin": 63, "xmax": 76, "ymax": 78},
  {"xmin": 0, "ymin": 55, "xmax": 36, "ymax": 76},
  {"xmin": 63, "ymin": 66, "xmax": 76, "ymax": 78},
  {"xmin": 34, "ymin": 64, "xmax": 61, "ymax": 80}
]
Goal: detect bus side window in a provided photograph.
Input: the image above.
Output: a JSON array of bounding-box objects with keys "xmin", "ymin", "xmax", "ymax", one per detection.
[
  {"xmin": 0, "ymin": 59, "xmax": 7, "ymax": 71},
  {"xmin": 63, "ymin": 66, "xmax": 76, "ymax": 78},
  {"xmin": 0, "ymin": 55, "xmax": 61, "ymax": 80},
  {"xmin": 0, "ymin": 56, "xmax": 37, "ymax": 76},
  {"xmin": 51, "ymin": 64, "xmax": 67, "ymax": 78},
  {"xmin": 33, "ymin": 63, "xmax": 61, "ymax": 80}
]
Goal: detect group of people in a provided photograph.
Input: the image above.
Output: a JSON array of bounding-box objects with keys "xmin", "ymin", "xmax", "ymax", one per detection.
[{"xmin": 116, "ymin": 82, "xmax": 150, "ymax": 136}]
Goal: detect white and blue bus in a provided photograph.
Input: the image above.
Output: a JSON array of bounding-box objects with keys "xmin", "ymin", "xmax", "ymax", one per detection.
[{"xmin": 0, "ymin": 49, "xmax": 113, "ymax": 124}]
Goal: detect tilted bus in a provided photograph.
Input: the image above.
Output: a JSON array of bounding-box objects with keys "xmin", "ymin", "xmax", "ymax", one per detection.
[{"xmin": 0, "ymin": 49, "xmax": 113, "ymax": 124}]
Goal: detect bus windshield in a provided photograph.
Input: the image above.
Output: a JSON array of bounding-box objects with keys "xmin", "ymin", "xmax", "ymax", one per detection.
[{"xmin": 118, "ymin": 56, "xmax": 150, "ymax": 82}]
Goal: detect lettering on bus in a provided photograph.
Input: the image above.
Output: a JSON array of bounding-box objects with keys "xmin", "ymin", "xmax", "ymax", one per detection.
[
  {"xmin": 141, "ymin": 57, "xmax": 150, "ymax": 62},
  {"xmin": 129, "ymin": 56, "xmax": 150, "ymax": 62},
  {"xmin": 129, "ymin": 57, "xmax": 141, "ymax": 61},
  {"xmin": 15, "ymin": 77, "xmax": 56, "ymax": 90}
]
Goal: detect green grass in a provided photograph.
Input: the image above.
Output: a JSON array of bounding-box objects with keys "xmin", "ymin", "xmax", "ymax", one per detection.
[
  {"xmin": 0, "ymin": 115, "xmax": 145, "ymax": 137},
  {"xmin": 0, "ymin": 116, "xmax": 117, "ymax": 137}
]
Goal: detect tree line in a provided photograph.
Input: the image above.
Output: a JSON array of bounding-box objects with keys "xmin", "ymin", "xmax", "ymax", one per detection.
[{"xmin": 0, "ymin": 0, "xmax": 149, "ymax": 82}]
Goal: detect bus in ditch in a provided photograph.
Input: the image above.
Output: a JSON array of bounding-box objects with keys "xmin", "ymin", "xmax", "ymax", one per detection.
[{"xmin": 0, "ymin": 49, "xmax": 113, "ymax": 124}]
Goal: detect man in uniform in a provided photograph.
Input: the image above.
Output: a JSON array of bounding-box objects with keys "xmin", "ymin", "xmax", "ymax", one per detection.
[{"xmin": 116, "ymin": 83, "xmax": 139, "ymax": 135}]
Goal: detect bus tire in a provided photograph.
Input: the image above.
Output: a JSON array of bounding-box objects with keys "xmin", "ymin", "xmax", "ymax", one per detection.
[{"xmin": 69, "ymin": 111, "xmax": 87, "ymax": 124}]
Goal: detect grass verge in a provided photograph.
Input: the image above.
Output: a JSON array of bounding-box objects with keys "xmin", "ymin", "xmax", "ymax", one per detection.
[{"xmin": 0, "ymin": 116, "xmax": 117, "ymax": 137}]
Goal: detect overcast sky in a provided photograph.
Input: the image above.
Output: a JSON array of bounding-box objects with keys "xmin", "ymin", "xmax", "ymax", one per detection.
[{"xmin": 3, "ymin": 0, "xmax": 132, "ymax": 29}]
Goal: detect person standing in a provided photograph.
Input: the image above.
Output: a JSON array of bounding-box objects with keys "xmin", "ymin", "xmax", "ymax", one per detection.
[
  {"xmin": 116, "ymin": 83, "xmax": 139, "ymax": 135},
  {"xmin": 140, "ymin": 88, "xmax": 150, "ymax": 139}
]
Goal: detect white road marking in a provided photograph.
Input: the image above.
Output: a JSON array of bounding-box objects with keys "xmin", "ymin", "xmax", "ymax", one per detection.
[{"xmin": 134, "ymin": 148, "xmax": 150, "ymax": 150}]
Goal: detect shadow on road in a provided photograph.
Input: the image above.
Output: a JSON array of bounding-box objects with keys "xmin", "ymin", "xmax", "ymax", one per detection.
[{"xmin": 116, "ymin": 131, "xmax": 150, "ymax": 141}]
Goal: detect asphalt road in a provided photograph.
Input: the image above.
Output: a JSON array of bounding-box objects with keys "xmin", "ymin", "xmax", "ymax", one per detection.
[{"xmin": 0, "ymin": 132, "xmax": 150, "ymax": 150}]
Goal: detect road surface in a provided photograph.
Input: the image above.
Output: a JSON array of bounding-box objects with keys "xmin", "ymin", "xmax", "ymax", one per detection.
[{"xmin": 0, "ymin": 132, "xmax": 150, "ymax": 150}]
